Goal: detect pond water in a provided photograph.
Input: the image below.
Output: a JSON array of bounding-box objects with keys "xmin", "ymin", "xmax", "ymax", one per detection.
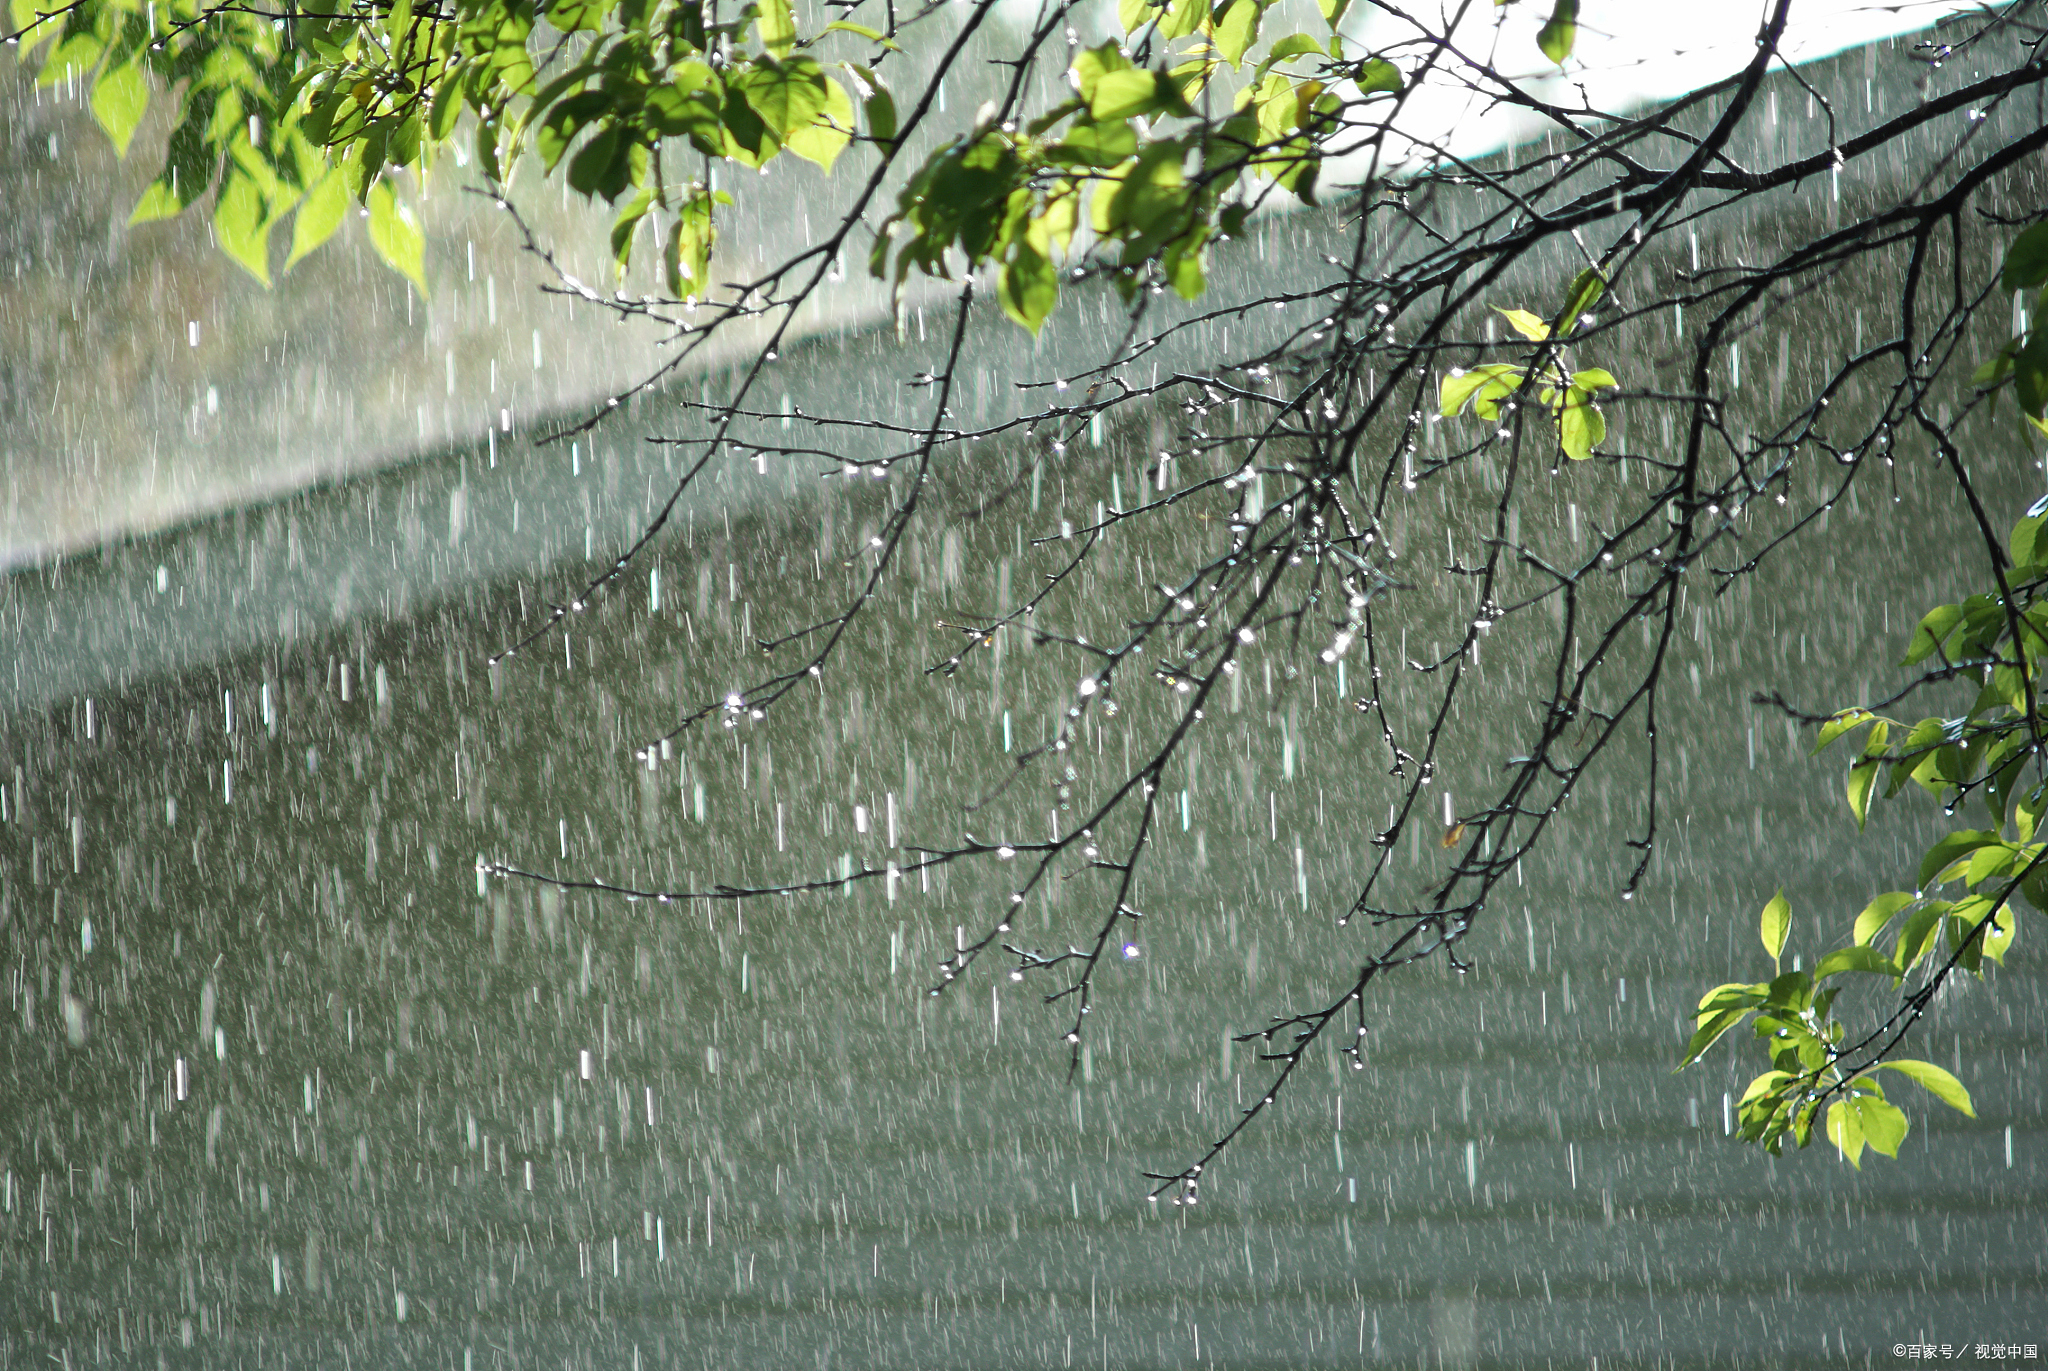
[{"xmin": 3, "ymin": 35, "xmax": 2045, "ymax": 1371}]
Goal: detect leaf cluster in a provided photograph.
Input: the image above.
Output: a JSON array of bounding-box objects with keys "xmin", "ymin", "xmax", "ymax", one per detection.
[
  {"xmin": 1680, "ymin": 890, "xmax": 1979, "ymax": 1168},
  {"xmin": 1437, "ymin": 269, "xmax": 1617, "ymax": 461}
]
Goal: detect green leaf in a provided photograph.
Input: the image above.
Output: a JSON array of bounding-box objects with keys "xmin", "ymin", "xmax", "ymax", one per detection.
[
  {"xmin": 1089, "ymin": 68, "xmax": 1165, "ymax": 121},
  {"xmin": 8, "ymin": 0, "xmax": 63, "ymax": 50},
  {"xmin": 642, "ymin": 84, "xmax": 725, "ymax": 154},
  {"xmin": 286, "ymin": 167, "xmax": 350, "ymax": 269},
  {"xmin": 1072, "ymin": 42, "xmax": 1133, "ymax": 105},
  {"xmin": 1855, "ymin": 1094, "xmax": 1909, "ymax": 1160},
  {"xmin": 366, "ymin": 180, "xmax": 428, "ymax": 296},
  {"xmin": 90, "ymin": 58, "xmax": 150, "ymax": 158},
  {"xmin": 999, "ymin": 242, "xmax": 1059, "ymax": 334},
  {"xmin": 1162, "ymin": 226, "xmax": 1206, "ymax": 299},
  {"xmin": 1895, "ymin": 902, "xmax": 1949, "ymax": 974},
  {"xmin": 1556, "ymin": 389, "xmax": 1604, "ymax": 460},
  {"xmin": 1317, "ymin": 0, "xmax": 1349, "ymax": 25},
  {"xmin": 1853, "ymin": 891, "xmax": 1914, "ymax": 946},
  {"xmin": 2007, "ymin": 513, "xmax": 2048, "ymax": 572},
  {"xmin": 1973, "ymin": 344, "xmax": 2018, "ymax": 392},
  {"xmin": 783, "ymin": 74, "xmax": 854, "ymax": 170},
  {"xmin": 1825, "ymin": 1098, "xmax": 1866, "ymax": 1168},
  {"xmin": 1847, "ymin": 759, "xmax": 1879, "ymax": 829},
  {"xmin": 130, "ymin": 89, "xmax": 221, "ymax": 224},
  {"xmin": 1763, "ymin": 969, "xmax": 1811, "ymax": 1012},
  {"xmin": 1999, "ymin": 222, "xmax": 2048, "ymax": 293},
  {"xmin": 1049, "ymin": 119, "xmax": 1137, "ymax": 167},
  {"xmin": 1759, "ymin": 889, "xmax": 1790, "ymax": 963},
  {"xmin": 566, "ymin": 123, "xmax": 636, "ymax": 199},
  {"xmin": 1983, "ymin": 901, "xmax": 2018, "ymax": 963},
  {"xmin": 1812, "ymin": 945, "xmax": 1896, "ymax": 980},
  {"xmin": 1695, "ymin": 981, "xmax": 1769, "ymax": 1014},
  {"xmin": 739, "ymin": 56, "xmax": 830, "ymax": 141},
  {"xmin": 2016, "ymin": 784, "xmax": 2047, "ymax": 846},
  {"xmin": 1156, "ymin": 0, "xmax": 1207, "ymax": 41},
  {"xmin": 1676, "ymin": 1007, "xmax": 1749, "ymax": 1067},
  {"xmin": 1105, "ymin": 138, "xmax": 1189, "ymax": 242},
  {"xmin": 1875, "ymin": 1059, "xmax": 1976, "ymax": 1117},
  {"xmin": 1963, "ymin": 840, "xmax": 2023, "ymax": 889},
  {"xmin": 1918, "ymin": 830, "xmax": 2002, "ymax": 890},
  {"xmin": 1352, "ymin": 57, "xmax": 1400, "ymax": 95},
  {"xmin": 665, "ymin": 189, "xmax": 720, "ymax": 296},
  {"xmin": 213, "ymin": 169, "xmax": 274, "ymax": 285},
  {"xmin": 1902, "ymin": 604, "xmax": 1965, "ymax": 666},
  {"xmin": 1493, "ymin": 306, "xmax": 1549, "ymax": 341},
  {"xmin": 1554, "ymin": 265, "xmax": 1604, "ymax": 332},
  {"xmin": 610, "ymin": 183, "xmax": 655, "ymax": 271},
  {"xmin": 1438, "ymin": 362, "xmax": 1523, "ymax": 418},
  {"xmin": 1536, "ymin": 0, "xmax": 1577, "ymax": 65},
  {"xmin": 1265, "ymin": 33, "xmax": 1323, "ymax": 63},
  {"xmin": 820, "ymin": 18, "xmax": 889, "ymax": 42},
  {"xmin": 1571, "ymin": 366, "xmax": 1618, "ymax": 391},
  {"xmin": 39, "ymin": 29, "xmax": 105, "ymax": 88},
  {"xmin": 1813, "ymin": 708, "xmax": 1873, "ymax": 753},
  {"xmin": 756, "ymin": 0, "xmax": 797, "ymax": 58},
  {"xmin": 857, "ymin": 67, "xmax": 896, "ymax": 149},
  {"xmin": 1213, "ymin": 0, "xmax": 1262, "ymax": 66}
]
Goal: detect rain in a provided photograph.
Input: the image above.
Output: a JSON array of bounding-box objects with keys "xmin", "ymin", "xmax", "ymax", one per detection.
[{"xmin": 2, "ymin": 0, "xmax": 2046, "ymax": 1366}]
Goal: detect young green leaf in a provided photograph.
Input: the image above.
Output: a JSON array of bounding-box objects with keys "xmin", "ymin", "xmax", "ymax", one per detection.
[
  {"xmin": 740, "ymin": 57, "xmax": 832, "ymax": 143},
  {"xmin": 1852, "ymin": 891, "xmax": 1914, "ymax": 947},
  {"xmin": 999, "ymin": 242, "xmax": 1059, "ymax": 334},
  {"xmin": 1264, "ymin": 33, "xmax": 1324, "ymax": 63},
  {"xmin": 1554, "ymin": 266, "xmax": 1604, "ymax": 333},
  {"xmin": 1438, "ymin": 363, "xmax": 1522, "ymax": 418},
  {"xmin": 215, "ymin": 173, "xmax": 276, "ymax": 285},
  {"xmin": 1535, "ymin": 0, "xmax": 1577, "ymax": 65},
  {"xmin": 1918, "ymin": 830, "xmax": 2002, "ymax": 890},
  {"xmin": 1089, "ymin": 67, "xmax": 1165, "ymax": 120},
  {"xmin": 1759, "ymin": 889, "xmax": 1790, "ymax": 963},
  {"xmin": 1811, "ymin": 945, "xmax": 1896, "ymax": 981},
  {"xmin": 1695, "ymin": 981, "xmax": 1769, "ymax": 1014},
  {"xmin": 366, "ymin": 180, "xmax": 428, "ymax": 296},
  {"xmin": 756, "ymin": 0, "xmax": 797, "ymax": 58},
  {"xmin": 1352, "ymin": 58, "xmax": 1401, "ymax": 95},
  {"xmin": 783, "ymin": 74, "xmax": 854, "ymax": 170},
  {"xmin": 820, "ymin": 19, "xmax": 890, "ymax": 42},
  {"xmin": 1675, "ymin": 1007, "xmax": 1749, "ymax": 1068},
  {"xmin": 1813, "ymin": 708, "xmax": 1873, "ymax": 753},
  {"xmin": 1983, "ymin": 900, "xmax": 2018, "ymax": 963},
  {"xmin": 1874, "ymin": 1059, "xmax": 1976, "ymax": 1117},
  {"xmin": 286, "ymin": 167, "xmax": 351, "ymax": 270},
  {"xmin": 1213, "ymin": 0, "xmax": 1262, "ymax": 67},
  {"xmin": 1824, "ymin": 1097, "xmax": 1866, "ymax": 1169},
  {"xmin": 610, "ymin": 184, "xmax": 655, "ymax": 271},
  {"xmin": 1853, "ymin": 1093, "xmax": 1909, "ymax": 1161},
  {"xmin": 1847, "ymin": 758, "xmax": 1879, "ymax": 829},
  {"xmin": 1493, "ymin": 306, "xmax": 1549, "ymax": 341},
  {"xmin": 89, "ymin": 58, "xmax": 150, "ymax": 158},
  {"xmin": 1894, "ymin": 902, "xmax": 1949, "ymax": 975},
  {"xmin": 1556, "ymin": 388, "xmax": 1604, "ymax": 460},
  {"xmin": 862, "ymin": 73, "xmax": 897, "ymax": 150},
  {"xmin": 1999, "ymin": 221, "xmax": 2048, "ymax": 293}
]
